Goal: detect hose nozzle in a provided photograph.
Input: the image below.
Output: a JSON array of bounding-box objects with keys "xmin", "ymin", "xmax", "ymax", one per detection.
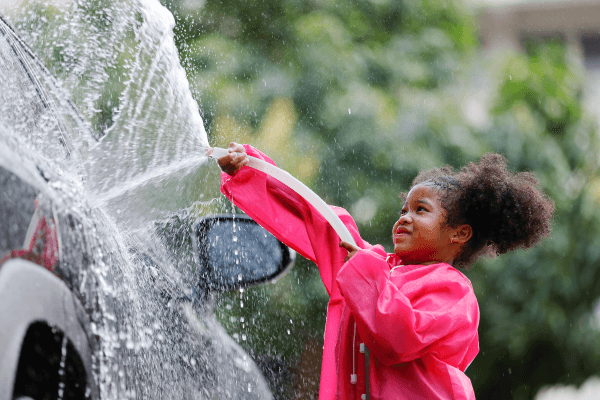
[{"xmin": 206, "ymin": 147, "xmax": 229, "ymax": 159}]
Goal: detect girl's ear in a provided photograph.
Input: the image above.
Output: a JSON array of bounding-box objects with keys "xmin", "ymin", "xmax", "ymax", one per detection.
[{"xmin": 454, "ymin": 224, "xmax": 472, "ymax": 244}]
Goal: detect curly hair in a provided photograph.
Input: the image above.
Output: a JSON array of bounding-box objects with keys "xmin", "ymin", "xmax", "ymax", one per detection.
[{"xmin": 401, "ymin": 153, "xmax": 555, "ymax": 269}]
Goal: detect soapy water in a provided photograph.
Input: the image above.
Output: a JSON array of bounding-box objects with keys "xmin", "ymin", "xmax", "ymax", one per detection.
[{"xmin": 0, "ymin": 0, "xmax": 273, "ymax": 398}]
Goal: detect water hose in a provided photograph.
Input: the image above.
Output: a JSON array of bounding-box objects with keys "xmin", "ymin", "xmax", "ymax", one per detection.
[
  {"xmin": 209, "ymin": 147, "xmax": 357, "ymax": 247},
  {"xmin": 210, "ymin": 147, "xmax": 366, "ymax": 398}
]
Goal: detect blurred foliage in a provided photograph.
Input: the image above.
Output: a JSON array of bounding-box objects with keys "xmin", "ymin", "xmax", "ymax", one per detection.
[
  {"xmin": 467, "ymin": 42, "xmax": 600, "ymax": 399},
  {"xmin": 159, "ymin": 0, "xmax": 600, "ymax": 398}
]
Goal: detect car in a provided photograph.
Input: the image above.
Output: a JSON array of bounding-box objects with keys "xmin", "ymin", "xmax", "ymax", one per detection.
[{"xmin": 0, "ymin": 14, "xmax": 294, "ymax": 400}]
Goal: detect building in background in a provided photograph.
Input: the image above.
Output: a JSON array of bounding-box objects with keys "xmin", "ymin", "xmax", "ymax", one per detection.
[{"xmin": 472, "ymin": 0, "xmax": 600, "ymax": 114}]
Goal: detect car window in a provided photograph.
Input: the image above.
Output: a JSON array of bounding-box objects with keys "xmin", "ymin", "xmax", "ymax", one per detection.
[{"xmin": 0, "ymin": 165, "xmax": 38, "ymax": 257}]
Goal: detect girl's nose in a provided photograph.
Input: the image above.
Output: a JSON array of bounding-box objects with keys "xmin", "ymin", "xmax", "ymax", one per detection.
[{"xmin": 398, "ymin": 213, "xmax": 411, "ymax": 224}]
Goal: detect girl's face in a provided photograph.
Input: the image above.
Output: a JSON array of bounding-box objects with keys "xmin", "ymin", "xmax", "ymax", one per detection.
[{"xmin": 392, "ymin": 184, "xmax": 458, "ymax": 265}]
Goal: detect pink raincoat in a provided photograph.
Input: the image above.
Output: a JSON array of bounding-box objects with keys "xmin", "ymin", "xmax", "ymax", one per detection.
[{"xmin": 220, "ymin": 145, "xmax": 480, "ymax": 400}]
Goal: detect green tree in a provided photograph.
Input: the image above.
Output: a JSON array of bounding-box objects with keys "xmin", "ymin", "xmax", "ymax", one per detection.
[{"xmin": 466, "ymin": 42, "xmax": 600, "ymax": 399}]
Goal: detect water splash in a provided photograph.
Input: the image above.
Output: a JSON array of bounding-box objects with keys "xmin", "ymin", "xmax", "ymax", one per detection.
[
  {"xmin": 85, "ymin": 0, "xmax": 210, "ymax": 197},
  {"xmin": 91, "ymin": 155, "xmax": 208, "ymax": 207},
  {"xmin": 0, "ymin": 0, "xmax": 274, "ymax": 398},
  {"xmin": 4, "ymin": 0, "xmax": 210, "ymax": 204}
]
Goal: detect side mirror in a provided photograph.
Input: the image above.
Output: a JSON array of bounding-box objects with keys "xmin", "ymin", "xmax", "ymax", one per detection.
[{"xmin": 193, "ymin": 214, "xmax": 295, "ymax": 293}]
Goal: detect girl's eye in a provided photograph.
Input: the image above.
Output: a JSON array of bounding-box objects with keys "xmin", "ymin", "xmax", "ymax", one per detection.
[
  {"xmin": 417, "ymin": 206, "xmax": 426, "ymax": 212},
  {"xmin": 399, "ymin": 209, "xmax": 407, "ymax": 215}
]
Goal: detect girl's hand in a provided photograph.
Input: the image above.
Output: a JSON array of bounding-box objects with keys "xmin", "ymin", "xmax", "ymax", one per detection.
[
  {"xmin": 217, "ymin": 142, "xmax": 249, "ymax": 176},
  {"xmin": 340, "ymin": 241, "xmax": 361, "ymax": 262}
]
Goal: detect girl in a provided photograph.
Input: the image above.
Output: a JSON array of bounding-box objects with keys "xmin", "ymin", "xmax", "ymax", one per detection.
[{"xmin": 214, "ymin": 143, "xmax": 554, "ymax": 400}]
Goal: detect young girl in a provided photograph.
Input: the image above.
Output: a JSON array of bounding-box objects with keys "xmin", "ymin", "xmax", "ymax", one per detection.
[{"xmin": 214, "ymin": 143, "xmax": 554, "ymax": 400}]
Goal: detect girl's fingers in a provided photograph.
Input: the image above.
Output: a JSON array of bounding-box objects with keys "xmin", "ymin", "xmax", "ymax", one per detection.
[
  {"xmin": 340, "ymin": 241, "xmax": 360, "ymax": 262},
  {"xmin": 340, "ymin": 241, "xmax": 360, "ymax": 252},
  {"xmin": 218, "ymin": 144, "xmax": 248, "ymax": 175},
  {"xmin": 228, "ymin": 142, "xmax": 245, "ymax": 153}
]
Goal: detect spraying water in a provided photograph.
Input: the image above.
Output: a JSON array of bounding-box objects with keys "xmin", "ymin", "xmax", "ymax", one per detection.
[
  {"xmin": 0, "ymin": 0, "xmax": 272, "ymax": 398},
  {"xmin": 3, "ymin": 0, "xmax": 210, "ymax": 199}
]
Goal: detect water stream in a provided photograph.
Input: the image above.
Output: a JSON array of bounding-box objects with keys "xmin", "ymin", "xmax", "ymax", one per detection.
[
  {"xmin": 0, "ymin": 0, "xmax": 270, "ymax": 398},
  {"xmin": 3, "ymin": 0, "xmax": 210, "ymax": 190}
]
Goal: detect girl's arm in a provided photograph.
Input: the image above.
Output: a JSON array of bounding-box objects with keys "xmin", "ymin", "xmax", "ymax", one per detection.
[
  {"xmin": 336, "ymin": 250, "xmax": 479, "ymax": 369},
  {"xmin": 219, "ymin": 143, "xmax": 372, "ymax": 296}
]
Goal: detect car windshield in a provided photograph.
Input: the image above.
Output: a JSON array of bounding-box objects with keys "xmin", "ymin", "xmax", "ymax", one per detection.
[{"xmin": 0, "ymin": 165, "xmax": 39, "ymax": 258}]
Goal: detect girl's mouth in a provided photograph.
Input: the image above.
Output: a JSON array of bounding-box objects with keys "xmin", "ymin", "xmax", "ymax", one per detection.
[
  {"xmin": 394, "ymin": 228, "xmax": 411, "ymax": 243},
  {"xmin": 396, "ymin": 227, "xmax": 411, "ymax": 235},
  {"xmin": 394, "ymin": 233, "xmax": 410, "ymax": 244}
]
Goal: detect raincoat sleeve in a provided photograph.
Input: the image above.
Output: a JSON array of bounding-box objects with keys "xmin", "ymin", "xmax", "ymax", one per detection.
[
  {"xmin": 336, "ymin": 250, "xmax": 479, "ymax": 368},
  {"xmin": 220, "ymin": 145, "xmax": 375, "ymax": 296}
]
